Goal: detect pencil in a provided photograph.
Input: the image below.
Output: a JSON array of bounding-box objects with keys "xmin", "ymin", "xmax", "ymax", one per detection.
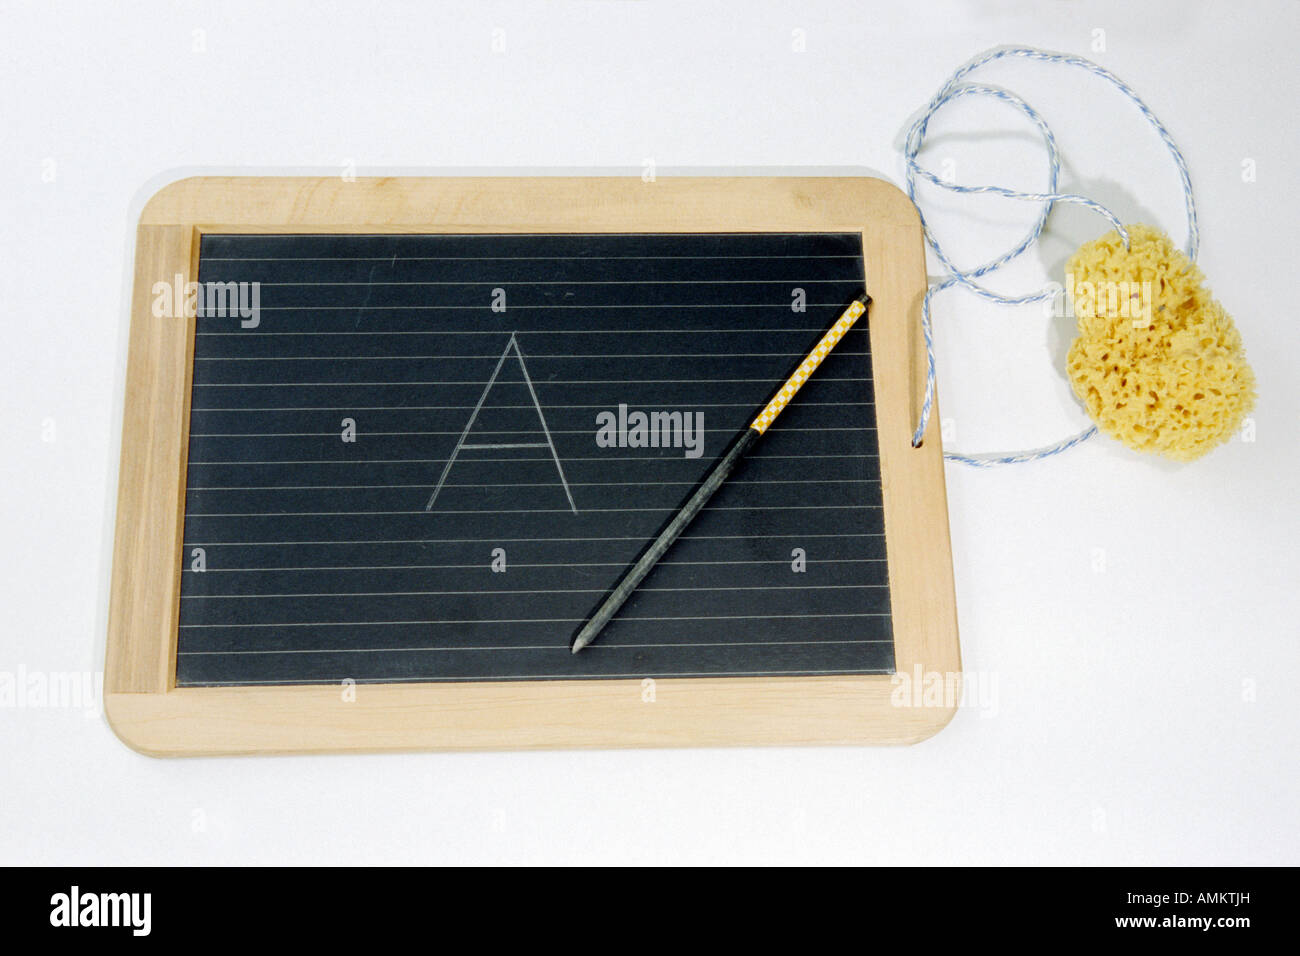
[{"xmin": 571, "ymin": 291, "xmax": 871, "ymax": 654}]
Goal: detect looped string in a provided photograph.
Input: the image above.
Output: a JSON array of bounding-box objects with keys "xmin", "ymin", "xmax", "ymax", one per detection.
[{"xmin": 903, "ymin": 46, "xmax": 1199, "ymax": 464}]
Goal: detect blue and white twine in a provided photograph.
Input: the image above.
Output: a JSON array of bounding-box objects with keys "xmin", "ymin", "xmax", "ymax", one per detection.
[{"xmin": 903, "ymin": 46, "xmax": 1199, "ymax": 465}]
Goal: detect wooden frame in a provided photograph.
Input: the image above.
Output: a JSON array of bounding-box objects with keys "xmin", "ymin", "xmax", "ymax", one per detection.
[{"xmin": 105, "ymin": 176, "xmax": 959, "ymax": 755}]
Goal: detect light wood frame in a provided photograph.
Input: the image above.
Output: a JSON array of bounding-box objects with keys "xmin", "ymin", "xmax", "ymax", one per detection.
[{"xmin": 105, "ymin": 176, "xmax": 960, "ymax": 755}]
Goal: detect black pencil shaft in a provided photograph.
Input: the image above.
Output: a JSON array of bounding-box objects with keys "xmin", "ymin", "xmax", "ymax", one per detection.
[{"xmin": 570, "ymin": 428, "xmax": 758, "ymax": 653}]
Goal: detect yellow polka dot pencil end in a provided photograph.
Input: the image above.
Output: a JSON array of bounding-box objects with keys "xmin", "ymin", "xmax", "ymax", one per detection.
[
  {"xmin": 571, "ymin": 292, "xmax": 871, "ymax": 654},
  {"xmin": 750, "ymin": 292, "xmax": 870, "ymax": 434}
]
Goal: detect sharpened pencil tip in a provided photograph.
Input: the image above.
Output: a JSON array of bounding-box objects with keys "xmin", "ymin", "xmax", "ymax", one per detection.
[{"xmin": 571, "ymin": 635, "xmax": 588, "ymax": 654}]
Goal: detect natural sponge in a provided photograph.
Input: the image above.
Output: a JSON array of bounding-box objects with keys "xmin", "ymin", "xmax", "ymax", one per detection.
[{"xmin": 1065, "ymin": 225, "xmax": 1255, "ymax": 461}]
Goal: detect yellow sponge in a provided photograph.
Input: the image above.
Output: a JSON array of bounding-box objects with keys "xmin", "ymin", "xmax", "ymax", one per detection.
[{"xmin": 1065, "ymin": 225, "xmax": 1255, "ymax": 460}]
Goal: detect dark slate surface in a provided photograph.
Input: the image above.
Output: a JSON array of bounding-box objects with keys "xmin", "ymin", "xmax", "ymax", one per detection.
[{"xmin": 176, "ymin": 232, "xmax": 893, "ymax": 685}]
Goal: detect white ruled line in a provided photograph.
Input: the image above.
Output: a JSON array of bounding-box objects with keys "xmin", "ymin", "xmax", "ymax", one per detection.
[
  {"xmin": 252, "ymin": 278, "xmax": 857, "ymax": 286},
  {"xmin": 181, "ymin": 584, "xmax": 887, "ymax": 599},
  {"xmin": 195, "ymin": 351, "xmax": 868, "ymax": 360},
  {"xmin": 182, "ymin": 532, "xmax": 884, "ymax": 545},
  {"xmin": 187, "ymin": 452, "xmax": 879, "ymax": 465},
  {"xmin": 246, "ymin": 303, "xmax": 856, "ymax": 311},
  {"xmin": 185, "ymin": 478, "xmax": 880, "ymax": 490},
  {"xmin": 179, "ymin": 670, "xmax": 890, "ymax": 684},
  {"xmin": 191, "ymin": 558, "xmax": 886, "ymax": 571},
  {"xmin": 457, "ymin": 442, "xmax": 548, "ymax": 450},
  {"xmin": 188, "ymin": 503, "xmax": 881, "ymax": 516},
  {"xmin": 180, "ymin": 639, "xmax": 886, "ymax": 656},
  {"xmin": 191, "ymin": 401, "xmax": 874, "ymax": 411},
  {"xmin": 179, "ymin": 611, "xmax": 891, "ymax": 628},
  {"xmin": 191, "ymin": 377, "xmax": 871, "ymax": 386},
  {"xmin": 196, "ymin": 327, "xmax": 866, "ymax": 335},
  {"xmin": 187, "ymin": 426, "xmax": 873, "ymax": 437},
  {"xmin": 203, "ymin": 253, "xmax": 863, "ymax": 261}
]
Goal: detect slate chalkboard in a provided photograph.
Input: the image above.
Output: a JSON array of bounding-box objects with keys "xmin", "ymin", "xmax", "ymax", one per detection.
[{"xmin": 177, "ymin": 231, "xmax": 892, "ymax": 685}]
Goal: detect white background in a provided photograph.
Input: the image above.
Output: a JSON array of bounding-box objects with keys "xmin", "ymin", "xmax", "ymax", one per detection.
[{"xmin": 2, "ymin": 1, "xmax": 1297, "ymax": 865}]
